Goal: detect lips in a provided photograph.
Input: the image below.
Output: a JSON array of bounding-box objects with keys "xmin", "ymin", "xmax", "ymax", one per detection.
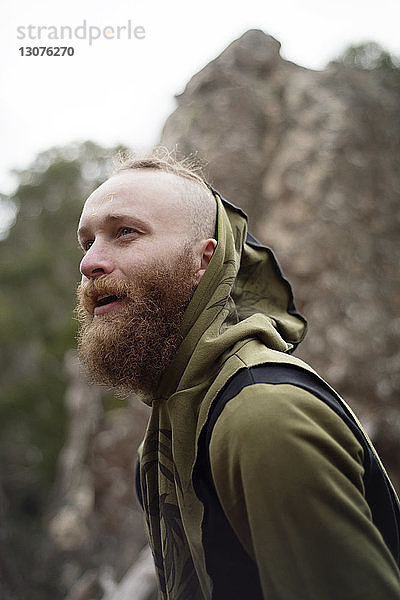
[
  {"xmin": 77, "ymin": 280, "xmax": 130, "ymax": 317},
  {"xmin": 96, "ymin": 294, "xmax": 120, "ymax": 307},
  {"xmin": 91, "ymin": 292, "xmax": 127, "ymax": 316}
]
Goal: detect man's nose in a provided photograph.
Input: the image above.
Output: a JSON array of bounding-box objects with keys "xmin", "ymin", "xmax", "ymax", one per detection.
[{"xmin": 80, "ymin": 241, "xmax": 114, "ymax": 279}]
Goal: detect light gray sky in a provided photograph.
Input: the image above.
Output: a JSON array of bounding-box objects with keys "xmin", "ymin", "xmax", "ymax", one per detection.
[{"xmin": 1, "ymin": 0, "xmax": 400, "ymax": 198}]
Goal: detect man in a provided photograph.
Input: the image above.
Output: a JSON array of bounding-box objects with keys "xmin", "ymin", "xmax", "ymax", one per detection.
[{"xmin": 76, "ymin": 154, "xmax": 400, "ymax": 599}]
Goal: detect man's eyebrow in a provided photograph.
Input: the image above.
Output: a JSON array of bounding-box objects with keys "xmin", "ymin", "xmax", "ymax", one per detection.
[{"xmin": 77, "ymin": 214, "xmax": 151, "ymax": 240}]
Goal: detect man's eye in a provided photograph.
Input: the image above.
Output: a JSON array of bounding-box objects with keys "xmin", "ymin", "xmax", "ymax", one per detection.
[
  {"xmin": 83, "ymin": 240, "xmax": 94, "ymax": 251},
  {"xmin": 120, "ymin": 227, "xmax": 135, "ymax": 236}
]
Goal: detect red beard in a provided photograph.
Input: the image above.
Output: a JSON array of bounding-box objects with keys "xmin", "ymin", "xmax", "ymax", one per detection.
[{"xmin": 76, "ymin": 249, "xmax": 198, "ymax": 399}]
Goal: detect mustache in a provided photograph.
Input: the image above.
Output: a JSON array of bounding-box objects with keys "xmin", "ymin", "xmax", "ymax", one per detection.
[{"xmin": 76, "ymin": 275, "xmax": 135, "ymax": 317}]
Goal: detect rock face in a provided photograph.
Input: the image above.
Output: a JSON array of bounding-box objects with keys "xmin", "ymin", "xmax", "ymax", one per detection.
[{"xmin": 161, "ymin": 29, "xmax": 400, "ymax": 483}]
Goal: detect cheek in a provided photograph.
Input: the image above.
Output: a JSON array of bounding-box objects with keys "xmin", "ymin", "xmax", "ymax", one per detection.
[
  {"xmin": 126, "ymin": 244, "xmax": 165, "ymax": 267},
  {"xmin": 117, "ymin": 250, "xmax": 152, "ymax": 280},
  {"xmin": 117, "ymin": 237, "xmax": 177, "ymax": 280},
  {"xmin": 114, "ymin": 246, "xmax": 140, "ymax": 271}
]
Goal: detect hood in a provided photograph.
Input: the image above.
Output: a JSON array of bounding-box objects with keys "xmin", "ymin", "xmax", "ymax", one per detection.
[{"xmin": 155, "ymin": 188, "xmax": 307, "ymax": 402}]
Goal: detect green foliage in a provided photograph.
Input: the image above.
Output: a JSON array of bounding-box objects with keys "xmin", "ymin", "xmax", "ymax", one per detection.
[
  {"xmin": 338, "ymin": 41, "xmax": 400, "ymax": 84},
  {"xmin": 0, "ymin": 141, "xmax": 127, "ymax": 542}
]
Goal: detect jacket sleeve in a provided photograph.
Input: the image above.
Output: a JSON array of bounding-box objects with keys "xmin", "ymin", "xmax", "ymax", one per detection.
[{"xmin": 209, "ymin": 382, "xmax": 400, "ymax": 599}]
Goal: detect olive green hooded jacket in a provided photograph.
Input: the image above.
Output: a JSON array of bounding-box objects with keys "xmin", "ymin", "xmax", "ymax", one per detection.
[{"xmin": 137, "ymin": 191, "xmax": 400, "ymax": 600}]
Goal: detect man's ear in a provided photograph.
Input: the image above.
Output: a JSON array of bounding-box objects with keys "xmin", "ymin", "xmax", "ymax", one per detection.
[{"xmin": 195, "ymin": 238, "xmax": 217, "ymax": 285}]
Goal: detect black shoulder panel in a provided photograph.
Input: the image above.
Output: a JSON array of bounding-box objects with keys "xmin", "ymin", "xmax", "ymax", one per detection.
[
  {"xmin": 193, "ymin": 366, "xmax": 263, "ymax": 599},
  {"xmin": 193, "ymin": 363, "xmax": 400, "ymax": 598}
]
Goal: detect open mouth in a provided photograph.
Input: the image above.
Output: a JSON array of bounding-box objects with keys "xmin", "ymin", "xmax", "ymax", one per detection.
[
  {"xmin": 93, "ymin": 294, "xmax": 126, "ymax": 315},
  {"xmin": 96, "ymin": 294, "xmax": 121, "ymax": 307}
]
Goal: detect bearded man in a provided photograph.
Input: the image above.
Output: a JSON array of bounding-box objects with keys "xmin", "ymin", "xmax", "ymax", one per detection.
[{"xmin": 76, "ymin": 154, "xmax": 400, "ymax": 600}]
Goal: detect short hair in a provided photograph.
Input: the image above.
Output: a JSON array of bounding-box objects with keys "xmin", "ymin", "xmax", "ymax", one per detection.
[{"xmin": 113, "ymin": 148, "xmax": 217, "ymax": 241}]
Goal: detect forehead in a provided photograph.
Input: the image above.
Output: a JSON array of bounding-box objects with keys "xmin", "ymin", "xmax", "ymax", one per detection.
[{"xmin": 79, "ymin": 170, "xmax": 187, "ymax": 233}]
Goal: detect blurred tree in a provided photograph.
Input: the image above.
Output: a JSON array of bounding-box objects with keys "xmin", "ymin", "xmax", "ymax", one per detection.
[
  {"xmin": 337, "ymin": 41, "xmax": 400, "ymax": 83},
  {"xmin": 0, "ymin": 141, "xmax": 127, "ymax": 599}
]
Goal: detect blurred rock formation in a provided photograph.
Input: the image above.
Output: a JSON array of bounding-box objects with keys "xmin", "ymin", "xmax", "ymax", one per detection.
[
  {"xmin": 161, "ymin": 28, "xmax": 400, "ymax": 484},
  {"xmin": 48, "ymin": 352, "xmax": 156, "ymax": 599}
]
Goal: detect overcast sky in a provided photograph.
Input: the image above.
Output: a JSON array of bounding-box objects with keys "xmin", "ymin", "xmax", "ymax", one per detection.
[{"xmin": 1, "ymin": 0, "xmax": 400, "ymax": 197}]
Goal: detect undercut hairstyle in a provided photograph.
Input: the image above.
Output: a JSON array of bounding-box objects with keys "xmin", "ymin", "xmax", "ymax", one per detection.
[{"xmin": 113, "ymin": 148, "xmax": 217, "ymax": 241}]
